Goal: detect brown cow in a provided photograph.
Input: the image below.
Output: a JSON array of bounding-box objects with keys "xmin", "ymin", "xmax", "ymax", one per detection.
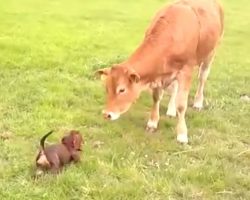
[{"xmin": 96, "ymin": 0, "xmax": 224, "ymax": 143}]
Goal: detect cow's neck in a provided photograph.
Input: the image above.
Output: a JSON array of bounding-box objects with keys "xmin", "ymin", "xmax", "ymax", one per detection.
[
  {"xmin": 127, "ymin": 43, "xmax": 162, "ymax": 75},
  {"xmin": 123, "ymin": 44, "xmax": 176, "ymax": 89}
]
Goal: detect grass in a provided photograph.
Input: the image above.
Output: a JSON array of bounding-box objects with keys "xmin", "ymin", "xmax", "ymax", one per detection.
[{"xmin": 0, "ymin": 0, "xmax": 250, "ymax": 199}]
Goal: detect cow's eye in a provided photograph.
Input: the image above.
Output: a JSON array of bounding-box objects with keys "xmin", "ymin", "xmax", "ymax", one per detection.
[{"xmin": 118, "ymin": 88, "xmax": 126, "ymax": 94}]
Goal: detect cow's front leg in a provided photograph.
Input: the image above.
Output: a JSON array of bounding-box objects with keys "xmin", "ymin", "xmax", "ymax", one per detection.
[
  {"xmin": 176, "ymin": 67, "xmax": 192, "ymax": 144},
  {"xmin": 146, "ymin": 87, "xmax": 164, "ymax": 132}
]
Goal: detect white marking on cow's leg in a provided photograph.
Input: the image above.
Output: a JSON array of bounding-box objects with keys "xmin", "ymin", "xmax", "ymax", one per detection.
[
  {"xmin": 146, "ymin": 88, "xmax": 164, "ymax": 132},
  {"xmin": 177, "ymin": 133, "xmax": 188, "ymax": 144},
  {"xmin": 176, "ymin": 67, "xmax": 192, "ymax": 144},
  {"xmin": 166, "ymin": 80, "xmax": 178, "ymax": 117},
  {"xmin": 193, "ymin": 53, "xmax": 214, "ymax": 110},
  {"xmin": 147, "ymin": 119, "xmax": 158, "ymax": 129}
]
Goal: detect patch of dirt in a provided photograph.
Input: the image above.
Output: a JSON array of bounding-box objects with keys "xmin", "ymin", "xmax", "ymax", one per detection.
[{"xmin": 0, "ymin": 132, "xmax": 12, "ymax": 140}]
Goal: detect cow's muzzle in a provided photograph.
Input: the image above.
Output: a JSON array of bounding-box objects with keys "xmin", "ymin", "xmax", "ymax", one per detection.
[{"xmin": 102, "ymin": 110, "xmax": 120, "ymax": 121}]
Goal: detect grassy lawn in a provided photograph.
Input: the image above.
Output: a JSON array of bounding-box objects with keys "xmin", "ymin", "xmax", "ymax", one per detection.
[{"xmin": 0, "ymin": 0, "xmax": 250, "ymax": 199}]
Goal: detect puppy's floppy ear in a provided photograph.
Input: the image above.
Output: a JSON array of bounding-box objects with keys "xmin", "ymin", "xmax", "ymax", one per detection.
[
  {"xmin": 71, "ymin": 132, "xmax": 82, "ymax": 151},
  {"xmin": 72, "ymin": 138, "xmax": 76, "ymax": 148},
  {"xmin": 94, "ymin": 68, "xmax": 111, "ymax": 81},
  {"xmin": 62, "ymin": 135, "xmax": 74, "ymax": 149},
  {"xmin": 127, "ymin": 68, "xmax": 140, "ymax": 83},
  {"xmin": 61, "ymin": 136, "xmax": 67, "ymax": 145}
]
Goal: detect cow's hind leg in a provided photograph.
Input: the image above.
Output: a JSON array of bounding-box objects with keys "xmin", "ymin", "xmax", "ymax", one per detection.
[
  {"xmin": 193, "ymin": 53, "xmax": 214, "ymax": 110},
  {"xmin": 166, "ymin": 80, "xmax": 178, "ymax": 117},
  {"xmin": 146, "ymin": 87, "xmax": 163, "ymax": 132},
  {"xmin": 176, "ymin": 67, "xmax": 192, "ymax": 144}
]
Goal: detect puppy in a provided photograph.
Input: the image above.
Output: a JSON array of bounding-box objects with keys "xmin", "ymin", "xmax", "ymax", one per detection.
[{"xmin": 35, "ymin": 130, "xmax": 83, "ymax": 175}]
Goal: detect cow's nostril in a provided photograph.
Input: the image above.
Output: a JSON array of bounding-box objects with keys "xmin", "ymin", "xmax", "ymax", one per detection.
[{"xmin": 103, "ymin": 112, "xmax": 112, "ymax": 120}]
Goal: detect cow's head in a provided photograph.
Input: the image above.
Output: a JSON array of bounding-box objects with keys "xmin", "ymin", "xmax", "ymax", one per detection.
[{"xmin": 96, "ymin": 65, "xmax": 141, "ymax": 120}]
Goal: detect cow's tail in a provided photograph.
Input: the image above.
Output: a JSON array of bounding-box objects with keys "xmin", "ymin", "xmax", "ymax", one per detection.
[{"xmin": 217, "ymin": 0, "xmax": 224, "ymax": 37}]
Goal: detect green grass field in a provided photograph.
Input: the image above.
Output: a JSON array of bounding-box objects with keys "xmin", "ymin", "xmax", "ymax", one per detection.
[{"xmin": 0, "ymin": 0, "xmax": 250, "ymax": 199}]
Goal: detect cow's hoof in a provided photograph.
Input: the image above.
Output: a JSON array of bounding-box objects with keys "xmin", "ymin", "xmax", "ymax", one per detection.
[
  {"xmin": 193, "ymin": 102, "xmax": 203, "ymax": 111},
  {"xmin": 146, "ymin": 120, "xmax": 158, "ymax": 133},
  {"xmin": 177, "ymin": 133, "xmax": 188, "ymax": 144},
  {"xmin": 146, "ymin": 126, "xmax": 157, "ymax": 133},
  {"xmin": 193, "ymin": 106, "xmax": 203, "ymax": 112},
  {"xmin": 166, "ymin": 110, "xmax": 176, "ymax": 118}
]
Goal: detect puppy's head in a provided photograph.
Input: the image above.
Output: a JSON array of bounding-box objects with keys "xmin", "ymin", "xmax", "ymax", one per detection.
[{"xmin": 61, "ymin": 130, "xmax": 83, "ymax": 151}]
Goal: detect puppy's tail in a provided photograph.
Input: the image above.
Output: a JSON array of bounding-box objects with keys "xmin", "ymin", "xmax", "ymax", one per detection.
[{"xmin": 40, "ymin": 130, "xmax": 53, "ymax": 150}]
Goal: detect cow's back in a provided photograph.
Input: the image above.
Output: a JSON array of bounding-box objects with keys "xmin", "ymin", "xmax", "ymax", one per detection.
[
  {"xmin": 131, "ymin": 2, "xmax": 201, "ymax": 69},
  {"xmin": 180, "ymin": 0, "xmax": 224, "ymax": 63},
  {"xmin": 128, "ymin": 0, "xmax": 224, "ymax": 74}
]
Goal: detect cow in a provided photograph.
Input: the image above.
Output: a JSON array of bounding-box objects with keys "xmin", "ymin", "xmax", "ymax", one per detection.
[{"xmin": 95, "ymin": 0, "xmax": 224, "ymax": 144}]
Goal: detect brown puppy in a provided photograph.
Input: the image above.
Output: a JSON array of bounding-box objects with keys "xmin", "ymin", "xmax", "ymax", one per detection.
[{"xmin": 35, "ymin": 130, "xmax": 83, "ymax": 175}]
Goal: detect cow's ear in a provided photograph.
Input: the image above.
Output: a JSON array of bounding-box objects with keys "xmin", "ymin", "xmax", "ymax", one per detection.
[
  {"xmin": 95, "ymin": 68, "xmax": 110, "ymax": 81},
  {"xmin": 128, "ymin": 69, "xmax": 140, "ymax": 83}
]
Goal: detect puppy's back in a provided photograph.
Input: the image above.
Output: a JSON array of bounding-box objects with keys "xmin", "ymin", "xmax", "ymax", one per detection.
[{"xmin": 44, "ymin": 144, "xmax": 71, "ymax": 166}]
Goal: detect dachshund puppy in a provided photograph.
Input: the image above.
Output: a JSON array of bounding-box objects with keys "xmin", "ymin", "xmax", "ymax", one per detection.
[{"xmin": 35, "ymin": 130, "xmax": 83, "ymax": 176}]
